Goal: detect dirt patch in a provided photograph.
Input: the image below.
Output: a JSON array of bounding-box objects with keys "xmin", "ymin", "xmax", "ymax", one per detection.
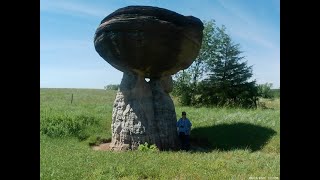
[
  {"xmin": 91, "ymin": 138, "xmax": 212, "ymax": 152},
  {"xmin": 92, "ymin": 143, "xmax": 112, "ymax": 151}
]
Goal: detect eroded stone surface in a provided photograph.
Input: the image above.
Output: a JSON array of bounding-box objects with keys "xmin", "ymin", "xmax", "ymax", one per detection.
[
  {"xmin": 94, "ymin": 6, "xmax": 203, "ymax": 151},
  {"xmin": 110, "ymin": 72, "xmax": 178, "ymax": 150},
  {"xmin": 160, "ymin": 75, "xmax": 173, "ymax": 93},
  {"xmin": 110, "ymin": 72, "xmax": 155, "ymax": 150},
  {"xmin": 149, "ymin": 78, "xmax": 178, "ymax": 150},
  {"xmin": 94, "ymin": 6, "xmax": 204, "ymax": 78}
]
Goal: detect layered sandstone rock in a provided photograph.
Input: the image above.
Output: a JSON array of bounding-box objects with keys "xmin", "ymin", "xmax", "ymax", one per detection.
[
  {"xmin": 94, "ymin": 6, "xmax": 203, "ymax": 150},
  {"xmin": 94, "ymin": 6, "xmax": 203, "ymax": 78}
]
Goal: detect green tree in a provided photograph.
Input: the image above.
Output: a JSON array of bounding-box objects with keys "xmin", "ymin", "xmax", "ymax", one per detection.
[
  {"xmin": 201, "ymin": 26, "xmax": 258, "ymax": 108},
  {"xmin": 173, "ymin": 20, "xmax": 218, "ymax": 105},
  {"xmin": 173, "ymin": 20, "xmax": 259, "ymax": 108},
  {"xmin": 172, "ymin": 70, "xmax": 193, "ymax": 105},
  {"xmin": 104, "ymin": 84, "xmax": 119, "ymax": 90},
  {"xmin": 257, "ymin": 83, "xmax": 274, "ymax": 99}
]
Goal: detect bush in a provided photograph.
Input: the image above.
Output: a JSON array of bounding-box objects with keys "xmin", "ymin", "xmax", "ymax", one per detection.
[
  {"xmin": 172, "ymin": 72, "xmax": 194, "ymax": 106},
  {"xmin": 138, "ymin": 142, "xmax": 159, "ymax": 152},
  {"xmin": 40, "ymin": 114, "xmax": 99, "ymax": 138},
  {"xmin": 257, "ymin": 83, "xmax": 274, "ymax": 99},
  {"xmin": 104, "ymin": 84, "xmax": 119, "ymax": 90}
]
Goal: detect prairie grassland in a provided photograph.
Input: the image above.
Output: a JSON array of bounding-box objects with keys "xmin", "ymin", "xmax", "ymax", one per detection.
[{"xmin": 40, "ymin": 88, "xmax": 280, "ymax": 179}]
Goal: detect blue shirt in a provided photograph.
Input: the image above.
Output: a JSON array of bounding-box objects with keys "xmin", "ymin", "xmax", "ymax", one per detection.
[{"xmin": 176, "ymin": 118, "xmax": 192, "ymax": 135}]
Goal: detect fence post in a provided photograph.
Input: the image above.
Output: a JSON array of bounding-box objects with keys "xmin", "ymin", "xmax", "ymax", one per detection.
[{"xmin": 71, "ymin": 93, "xmax": 73, "ymax": 104}]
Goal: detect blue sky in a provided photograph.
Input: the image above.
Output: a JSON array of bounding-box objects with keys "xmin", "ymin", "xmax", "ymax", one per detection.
[{"xmin": 40, "ymin": 0, "xmax": 280, "ymax": 89}]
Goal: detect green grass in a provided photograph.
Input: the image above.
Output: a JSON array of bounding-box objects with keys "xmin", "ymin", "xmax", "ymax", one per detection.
[
  {"xmin": 40, "ymin": 88, "xmax": 280, "ymax": 179},
  {"xmin": 40, "ymin": 88, "xmax": 114, "ymax": 140}
]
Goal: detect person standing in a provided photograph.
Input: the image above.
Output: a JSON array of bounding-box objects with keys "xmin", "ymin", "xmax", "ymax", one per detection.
[{"xmin": 176, "ymin": 111, "xmax": 192, "ymax": 151}]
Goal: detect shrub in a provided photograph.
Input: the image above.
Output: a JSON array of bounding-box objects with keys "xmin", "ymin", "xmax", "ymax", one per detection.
[
  {"xmin": 104, "ymin": 84, "xmax": 119, "ymax": 90},
  {"xmin": 257, "ymin": 83, "xmax": 274, "ymax": 99},
  {"xmin": 138, "ymin": 142, "xmax": 159, "ymax": 152},
  {"xmin": 40, "ymin": 114, "xmax": 99, "ymax": 138}
]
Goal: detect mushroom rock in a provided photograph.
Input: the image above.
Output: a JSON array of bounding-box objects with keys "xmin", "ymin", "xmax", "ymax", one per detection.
[
  {"xmin": 160, "ymin": 75, "xmax": 173, "ymax": 94},
  {"xmin": 94, "ymin": 6, "xmax": 203, "ymax": 150}
]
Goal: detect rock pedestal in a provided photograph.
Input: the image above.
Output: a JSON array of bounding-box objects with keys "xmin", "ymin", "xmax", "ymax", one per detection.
[
  {"xmin": 94, "ymin": 6, "xmax": 203, "ymax": 150},
  {"xmin": 110, "ymin": 72, "xmax": 178, "ymax": 150}
]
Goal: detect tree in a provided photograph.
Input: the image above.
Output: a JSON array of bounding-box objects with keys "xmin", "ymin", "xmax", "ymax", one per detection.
[
  {"xmin": 173, "ymin": 20, "xmax": 218, "ymax": 105},
  {"xmin": 104, "ymin": 84, "xmax": 120, "ymax": 90},
  {"xmin": 201, "ymin": 26, "xmax": 258, "ymax": 108},
  {"xmin": 173, "ymin": 21, "xmax": 259, "ymax": 108},
  {"xmin": 257, "ymin": 83, "xmax": 274, "ymax": 99},
  {"xmin": 172, "ymin": 70, "xmax": 193, "ymax": 105}
]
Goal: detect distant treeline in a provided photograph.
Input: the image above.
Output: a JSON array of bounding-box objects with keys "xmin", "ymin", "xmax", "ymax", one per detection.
[
  {"xmin": 104, "ymin": 84, "xmax": 119, "ymax": 90},
  {"xmin": 104, "ymin": 83, "xmax": 279, "ymax": 99}
]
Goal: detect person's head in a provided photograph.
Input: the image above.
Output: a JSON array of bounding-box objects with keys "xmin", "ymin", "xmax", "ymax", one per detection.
[{"xmin": 182, "ymin": 111, "xmax": 186, "ymax": 118}]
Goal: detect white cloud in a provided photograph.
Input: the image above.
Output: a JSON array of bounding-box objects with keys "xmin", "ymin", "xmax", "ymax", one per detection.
[
  {"xmin": 216, "ymin": 0, "xmax": 279, "ymax": 51},
  {"xmin": 231, "ymin": 30, "xmax": 278, "ymax": 51}
]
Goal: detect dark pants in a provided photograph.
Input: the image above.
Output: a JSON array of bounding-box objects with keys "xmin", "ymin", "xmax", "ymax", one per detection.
[{"xmin": 179, "ymin": 132, "xmax": 190, "ymax": 151}]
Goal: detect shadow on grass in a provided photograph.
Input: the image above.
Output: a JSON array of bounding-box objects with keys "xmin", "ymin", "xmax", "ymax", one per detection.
[{"xmin": 189, "ymin": 122, "xmax": 277, "ymax": 152}]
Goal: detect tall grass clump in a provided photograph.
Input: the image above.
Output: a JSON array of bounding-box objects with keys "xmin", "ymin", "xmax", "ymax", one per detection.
[{"xmin": 40, "ymin": 112, "xmax": 99, "ymax": 139}]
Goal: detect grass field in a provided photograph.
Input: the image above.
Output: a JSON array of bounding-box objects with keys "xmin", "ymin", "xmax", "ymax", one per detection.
[{"xmin": 40, "ymin": 88, "xmax": 280, "ymax": 179}]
